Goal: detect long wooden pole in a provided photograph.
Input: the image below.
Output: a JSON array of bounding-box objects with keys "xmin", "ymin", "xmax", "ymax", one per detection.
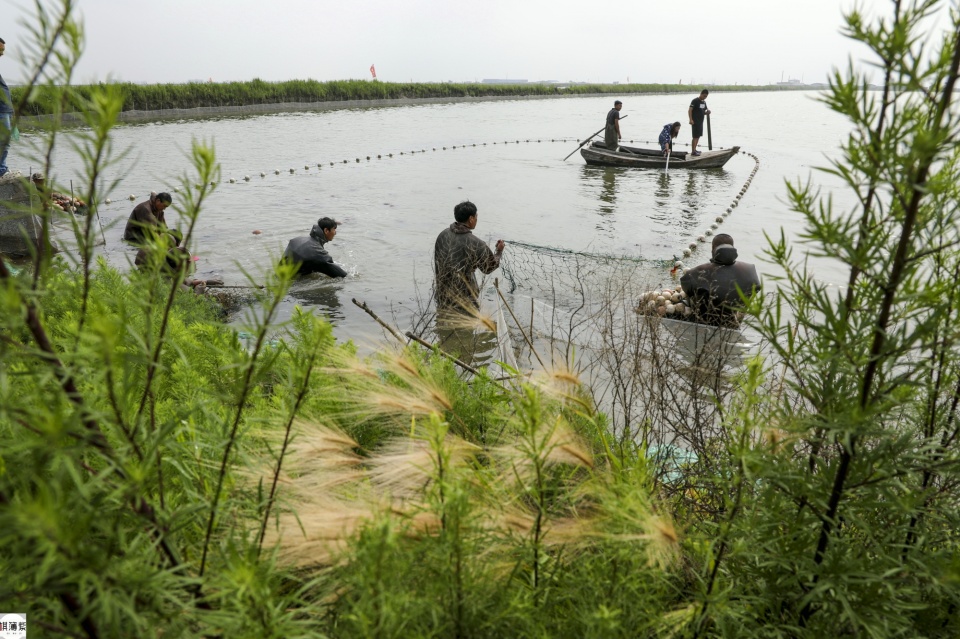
[
  {"xmin": 205, "ymin": 283, "xmax": 264, "ymax": 289},
  {"xmin": 69, "ymin": 178, "xmax": 106, "ymax": 246},
  {"xmin": 562, "ymin": 115, "xmax": 628, "ymax": 161},
  {"xmin": 351, "ymin": 298, "xmax": 408, "ymax": 345},
  {"xmin": 706, "ymin": 112, "xmax": 713, "ymax": 151},
  {"xmin": 493, "ymin": 278, "xmax": 545, "ymax": 369},
  {"xmin": 404, "ymin": 331, "xmax": 479, "ymax": 375}
]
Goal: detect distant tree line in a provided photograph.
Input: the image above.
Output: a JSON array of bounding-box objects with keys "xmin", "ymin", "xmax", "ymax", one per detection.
[{"xmin": 10, "ymin": 78, "xmax": 798, "ymax": 116}]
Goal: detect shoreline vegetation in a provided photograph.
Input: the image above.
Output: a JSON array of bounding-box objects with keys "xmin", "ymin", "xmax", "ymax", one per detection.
[{"xmin": 14, "ymin": 79, "xmax": 815, "ymax": 122}]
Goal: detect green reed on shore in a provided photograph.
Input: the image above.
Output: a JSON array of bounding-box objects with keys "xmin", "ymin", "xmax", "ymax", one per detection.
[{"xmin": 12, "ymin": 78, "xmax": 797, "ymax": 116}]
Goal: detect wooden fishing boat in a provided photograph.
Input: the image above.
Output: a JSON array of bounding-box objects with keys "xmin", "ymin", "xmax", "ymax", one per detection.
[{"xmin": 581, "ymin": 142, "xmax": 740, "ymax": 169}]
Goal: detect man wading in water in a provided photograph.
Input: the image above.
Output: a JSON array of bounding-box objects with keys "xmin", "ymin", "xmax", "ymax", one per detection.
[
  {"xmin": 433, "ymin": 201, "xmax": 505, "ymax": 365},
  {"xmin": 123, "ymin": 192, "xmax": 173, "ymax": 244},
  {"xmin": 433, "ymin": 200, "xmax": 505, "ymax": 317},
  {"xmin": 282, "ymin": 216, "xmax": 348, "ymax": 278}
]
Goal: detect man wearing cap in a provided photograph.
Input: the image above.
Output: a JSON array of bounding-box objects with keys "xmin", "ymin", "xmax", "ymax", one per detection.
[
  {"xmin": 282, "ymin": 216, "xmax": 348, "ymax": 278},
  {"xmin": 680, "ymin": 233, "xmax": 760, "ymax": 328},
  {"xmin": 605, "ymin": 100, "xmax": 623, "ymax": 151},
  {"xmin": 124, "ymin": 192, "xmax": 173, "ymax": 243}
]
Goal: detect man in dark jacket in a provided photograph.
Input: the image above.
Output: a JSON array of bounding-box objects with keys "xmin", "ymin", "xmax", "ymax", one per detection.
[
  {"xmin": 680, "ymin": 233, "xmax": 760, "ymax": 328},
  {"xmin": 282, "ymin": 216, "xmax": 348, "ymax": 278},
  {"xmin": 123, "ymin": 192, "xmax": 172, "ymax": 243},
  {"xmin": 433, "ymin": 201, "xmax": 504, "ymax": 316},
  {"xmin": 605, "ymin": 100, "xmax": 622, "ymax": 151}
]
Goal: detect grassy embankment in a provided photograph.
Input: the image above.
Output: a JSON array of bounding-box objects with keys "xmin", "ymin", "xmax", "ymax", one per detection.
[{"xmin": 12, "ymin": 78, "xmax": 800, "ymax": 115}]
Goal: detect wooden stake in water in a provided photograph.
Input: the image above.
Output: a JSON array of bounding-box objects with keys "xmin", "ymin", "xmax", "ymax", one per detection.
[
  {"xmin": 707, "ymin": 112, "xmax": 713, "ymax": 151},
  {"xmin": 530, "ymin": 296, "xmax": 534, "ymax": 341},
  {"xmin": 494, "ymin": 278, "xmax": 545, "ymax": 369},
  {"xmin": 72, "ymin": 179, "xmax": 106, "ymax": 246}
]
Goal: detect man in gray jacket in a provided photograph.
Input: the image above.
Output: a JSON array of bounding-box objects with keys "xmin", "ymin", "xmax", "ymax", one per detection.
[
  {"xmin": 433, "ymin": 201, "xmax": 504, "ymax": 316},
  {"xmin": 283, "ymin": 217, "xmax": 348, "ymax": 278},
  {"xmin": 680, "ymin": 233, "xmax": 760, "ymax": 328}
]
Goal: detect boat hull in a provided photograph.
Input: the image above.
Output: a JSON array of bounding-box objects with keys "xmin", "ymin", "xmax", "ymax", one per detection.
[{"xmin": 581, "ymin": 143, "xmax": 740, "ymax": 169}]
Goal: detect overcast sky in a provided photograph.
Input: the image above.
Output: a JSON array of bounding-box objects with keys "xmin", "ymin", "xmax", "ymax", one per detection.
[{"xmin": 0, "ymin": 0, "xmax": 955, "ymax": 85}]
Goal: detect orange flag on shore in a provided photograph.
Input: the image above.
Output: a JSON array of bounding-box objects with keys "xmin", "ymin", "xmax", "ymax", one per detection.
[{"xmin": 370, "ymin": 64, "xmax": 377, "ymax": 79}]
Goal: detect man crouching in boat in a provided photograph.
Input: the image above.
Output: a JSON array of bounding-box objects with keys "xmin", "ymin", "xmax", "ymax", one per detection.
[
  {"xmin": 282, "ymin": 216, "xmax": 348, "ymax": 278},
  {"xmin": 659, "ymin": 122, "xmax": 681, "ymax": 156},
  {"xmin": 680, "ymin": 233, "xmax": 760, "ymax": 328}
]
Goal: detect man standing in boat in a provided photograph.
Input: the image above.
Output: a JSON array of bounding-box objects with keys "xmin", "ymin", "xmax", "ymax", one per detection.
[
  {"xmin": 680, "ymin": 233, "xmax": 760, "ymax": 328},
  {"xmin": 659, "ymin": 122, "xmax": 682, "ymax": 156},
  {"xmin": 688, "ymin": 89, "xmax": 711, "ymax": 156},
  {"xmin": 605, "ymin": 100, "xmax": 622, "ymax": 151}
]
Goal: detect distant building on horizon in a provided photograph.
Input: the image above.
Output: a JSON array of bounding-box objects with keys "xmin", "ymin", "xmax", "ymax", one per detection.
[{"xmin": 482, "ymin": 78, "xmax": 528, "ymax": 84}]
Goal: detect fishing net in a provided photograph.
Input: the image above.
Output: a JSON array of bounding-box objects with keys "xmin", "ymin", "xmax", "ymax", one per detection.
[
  {"xmin": 431, "ymin": 239, "xmax": 757, "ymax": 387},
  {"xmin": 500, "ymin": 240, "xmax": 672, "ymax": 301},
  {"xmin": 493, "ymin": 292, "xmax": 519, "ymax": 373},
  {"xmin": 497, "ymin": 240, "xmax": 674, "ymax": 351}
]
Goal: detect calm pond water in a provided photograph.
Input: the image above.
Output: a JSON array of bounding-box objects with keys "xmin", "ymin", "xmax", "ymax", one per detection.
[{"xmin": 24, "ymin": 91, "xmax": 853, "ymax": 349}]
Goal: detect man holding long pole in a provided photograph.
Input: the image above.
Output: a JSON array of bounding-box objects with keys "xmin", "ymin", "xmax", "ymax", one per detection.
[
  {"xmin": 688, "ymin": 89, "xmax": 711, "ymax": 156},
  {"xmin": 562, "ymin": 114, "xmax": 627, "ymax": 161},
  {"xmin": 605, "ymin": 100, "xmax": 623, "ymax": 151}
]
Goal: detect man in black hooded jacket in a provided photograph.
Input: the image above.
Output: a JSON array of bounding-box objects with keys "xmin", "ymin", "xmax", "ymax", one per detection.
[
  {"xmin": 680, "ymin": 233, "xmax": 760, "ymax": 328},
  {"xmin": 282, "ymin": 217, "xmax": 348, "ymax": 278}
]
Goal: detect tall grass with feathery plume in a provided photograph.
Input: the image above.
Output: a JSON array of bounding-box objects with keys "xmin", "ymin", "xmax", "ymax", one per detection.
[{"xmin": 262, "ymin": 352, "xmax": 683, "ymax": 638}]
